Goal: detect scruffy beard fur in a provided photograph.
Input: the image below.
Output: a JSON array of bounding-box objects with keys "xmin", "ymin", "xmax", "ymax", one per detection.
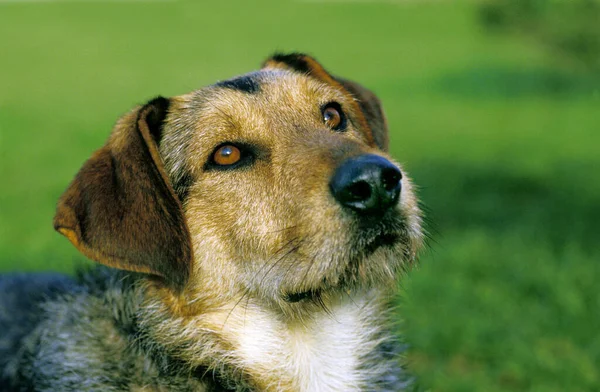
[{"xmin": 0, "ymin": 53, "xmax": 423, "ymax": 391}]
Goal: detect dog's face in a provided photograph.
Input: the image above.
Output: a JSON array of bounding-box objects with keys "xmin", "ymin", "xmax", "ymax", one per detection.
[{"xmin": 54, "ymin": 54, "xmax": 422, "ymax": 312}]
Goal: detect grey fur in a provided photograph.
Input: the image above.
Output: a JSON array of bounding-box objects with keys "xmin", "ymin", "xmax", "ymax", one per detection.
[
  {"xmin": 0, "ymin": 268, "xmax": 215, "ymax": 392},
  {"xmin": 0, "ymin": 267, "xmax": 410, "ymax": 391}
]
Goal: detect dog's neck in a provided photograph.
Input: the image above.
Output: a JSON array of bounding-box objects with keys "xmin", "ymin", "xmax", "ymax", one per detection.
[
  {"xmin": 141, "ymin": 285, "xmax": 401, "ymax": 392},
  {"xmin": 221, "ymin": 292, "xmax": 385, "ymax": 391}
]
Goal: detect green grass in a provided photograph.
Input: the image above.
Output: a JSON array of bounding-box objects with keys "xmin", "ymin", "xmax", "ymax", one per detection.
[{"xmin": 0, "ymin": 1, "xmax": 598, "ymax": 390}]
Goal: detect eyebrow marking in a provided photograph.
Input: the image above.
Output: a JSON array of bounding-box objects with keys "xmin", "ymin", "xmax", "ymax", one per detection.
[{"xmin": 215, "ymin": 74, "xmax": 261, "ymax": 94}]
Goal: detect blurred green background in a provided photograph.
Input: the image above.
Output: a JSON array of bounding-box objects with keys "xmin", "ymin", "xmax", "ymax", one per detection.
[{"xmin": 0, "ymin": 0, "xmax": 598, "ymax": 390}]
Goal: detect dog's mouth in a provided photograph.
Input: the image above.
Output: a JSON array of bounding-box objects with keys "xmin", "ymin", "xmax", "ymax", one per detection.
[
  {"xmin": 284, "ymin": 289, "xmax": 321, "ymax": 303},
  {"xmin": 363, "ymin": 232, "xmax": 400, "ymax": 255},
  {"xmin": 283, "ymin": 232, "xmax": 401, "ymax": 303}
]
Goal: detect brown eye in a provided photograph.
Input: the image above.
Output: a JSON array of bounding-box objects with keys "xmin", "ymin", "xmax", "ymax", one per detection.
[
  {"xmin": 322, "ymin": 102, "xmax": 346, "ymax": 131},
  {"xmin": 213, "ymin": 144, "xmax": 241, "ymax": 166}
]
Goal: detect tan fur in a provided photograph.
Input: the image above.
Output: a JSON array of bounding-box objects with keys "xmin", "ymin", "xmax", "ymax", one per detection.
[{"xmin": 52, "ymin": 54, "xmax": 423, "ymax": 391}]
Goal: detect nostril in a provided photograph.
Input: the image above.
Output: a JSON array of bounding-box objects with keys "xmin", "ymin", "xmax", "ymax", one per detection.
[
  {"xmin": 381, "ymin": 168, "xmax": 402, "ymax": 192},
  {"xmin": 330, "ymin": 154, "xmax": 402, "ymax": 214},
  {"xmin": 345, "ymin": 181, "xmax": 372, "ymax": 201}
]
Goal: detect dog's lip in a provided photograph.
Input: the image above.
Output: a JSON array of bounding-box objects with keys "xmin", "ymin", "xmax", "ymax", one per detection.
[
  {"xmin": 363, "ymin": 232, "xmax": 400, "ymax": 255},
  {"xmin": 284, "ymin": 289, "xmax": 321, "ymax": 303}
]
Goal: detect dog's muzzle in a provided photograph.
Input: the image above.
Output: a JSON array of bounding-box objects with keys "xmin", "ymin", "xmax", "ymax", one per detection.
[{"xmin": 329, "ymin": 154, "xmax": 402, "ymax": 215}]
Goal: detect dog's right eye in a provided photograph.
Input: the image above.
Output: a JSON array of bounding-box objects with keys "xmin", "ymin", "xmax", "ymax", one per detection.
[
  {"xmin": 212, "ymin": 144, "xmax": 241, "ymax": 166},
  {"xmin": 205, "ymin": 142, "xmax": 257, "ymax": 171}
]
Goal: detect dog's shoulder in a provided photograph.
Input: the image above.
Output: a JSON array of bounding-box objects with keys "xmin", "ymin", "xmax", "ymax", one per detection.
[
  {"xmin": 0, "ymin": 272, "xmax": 78, "ymax": 390},
  {"xmin": 0, "ymin": 268, "xmax": 209, "ymax": 391},
  {"xmin": 0, "ymin": 269, "xmax": 116, "ymax": 385},
  {"xmin": 0, "ymin": 273, "xmax": 77, "ymax": 359}
]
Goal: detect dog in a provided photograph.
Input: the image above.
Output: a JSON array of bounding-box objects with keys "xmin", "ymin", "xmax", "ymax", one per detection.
[{"xmin": 0, "ymin": 53, "xmax": 423, "ymax": 391}]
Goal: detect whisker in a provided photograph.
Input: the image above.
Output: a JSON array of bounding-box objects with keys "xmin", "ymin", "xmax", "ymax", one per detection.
[
  {"xmin": 279, "ymin": 240, "xmax": 309, "ymax": 298},
  {"xmin": 257, "ymin": 241, "xmax": 303, "ymax": 288},
  {"xmin": 315, "ymin": 291, "xmax": 333, "ymax": 318},
  {"xmin": 302, "ymin": 252, "xmax": 334, "ymax": 317},
  {"xmin": 221, "ymin": 286, "xmax": 251, "ymax": 330},
  {"xmin": 264, "ymin": 225, "xmax": 298, "ymax": 235},
  {"xmin": 223, "ymin": 237, "xmax": 303, "ymax": 329},
  {"xmin": 345, "ymin": 289, "xmax": 360, "ymax": 309},
  {"xmin": 250, "ymin": 237, "xmax": 299, "ymax": 288},
  {"xmin": 299, "ymin": 253, "xmax": 317, "ymax": 294}
]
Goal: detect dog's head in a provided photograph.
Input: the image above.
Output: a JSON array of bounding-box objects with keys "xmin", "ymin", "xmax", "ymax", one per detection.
[{"xmin": 54, "ymin": 53, "xmax": 422, "ymax": 311}]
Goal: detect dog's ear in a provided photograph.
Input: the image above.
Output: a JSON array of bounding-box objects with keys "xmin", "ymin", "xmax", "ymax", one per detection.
[
  {"xmin": 54, "ymin": 97, "xmax": 192, "ymax": 291},
  {"xmin": 263, "ymin": 53, "xmax": 389, "ymax": 151}
]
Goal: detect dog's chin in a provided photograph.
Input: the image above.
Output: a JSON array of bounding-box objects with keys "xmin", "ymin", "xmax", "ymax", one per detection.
[{"xmin": 282, "ymin": 231, "xmax": 405, "ymax": 304}]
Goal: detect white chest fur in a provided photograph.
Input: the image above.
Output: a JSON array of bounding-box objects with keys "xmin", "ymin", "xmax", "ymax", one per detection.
[{"xmin": 221, "ymin": 295, "xmax": 383, "ymax": 392}]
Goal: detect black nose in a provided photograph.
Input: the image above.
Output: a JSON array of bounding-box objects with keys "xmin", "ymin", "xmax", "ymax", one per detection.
[{"xmin": 329, "ymin": 154, "xmax": 402, "ymax": 215}]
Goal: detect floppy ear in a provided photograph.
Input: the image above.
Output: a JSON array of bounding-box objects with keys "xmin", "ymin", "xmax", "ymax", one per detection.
[
  {"xmin": 53, "ymin": 97, "xmax": 192, "ymax": 291},
  {"xmin": 263, "ymin": 53, "xmax": 389, "ymax": 151}
]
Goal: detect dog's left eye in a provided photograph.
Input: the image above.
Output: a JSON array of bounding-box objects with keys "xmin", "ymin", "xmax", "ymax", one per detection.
[{"xmin": 322, "ymin": 102, "xmax": 346, "ymax": 131}]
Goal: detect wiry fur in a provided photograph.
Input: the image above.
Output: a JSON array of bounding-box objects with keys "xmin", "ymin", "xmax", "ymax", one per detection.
[
  {"xmin": 0, "ymin": 269, "xmax": 213, "ymax": 391},
  {"xmin": 1, "ymin": 53, "xmax": 422, "ymax": 391}
]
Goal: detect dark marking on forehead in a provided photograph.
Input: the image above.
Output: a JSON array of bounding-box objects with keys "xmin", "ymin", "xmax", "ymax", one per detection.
[{"xmin": 215, "ymin": 74, "xmax": 261, "ymax": 94}]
